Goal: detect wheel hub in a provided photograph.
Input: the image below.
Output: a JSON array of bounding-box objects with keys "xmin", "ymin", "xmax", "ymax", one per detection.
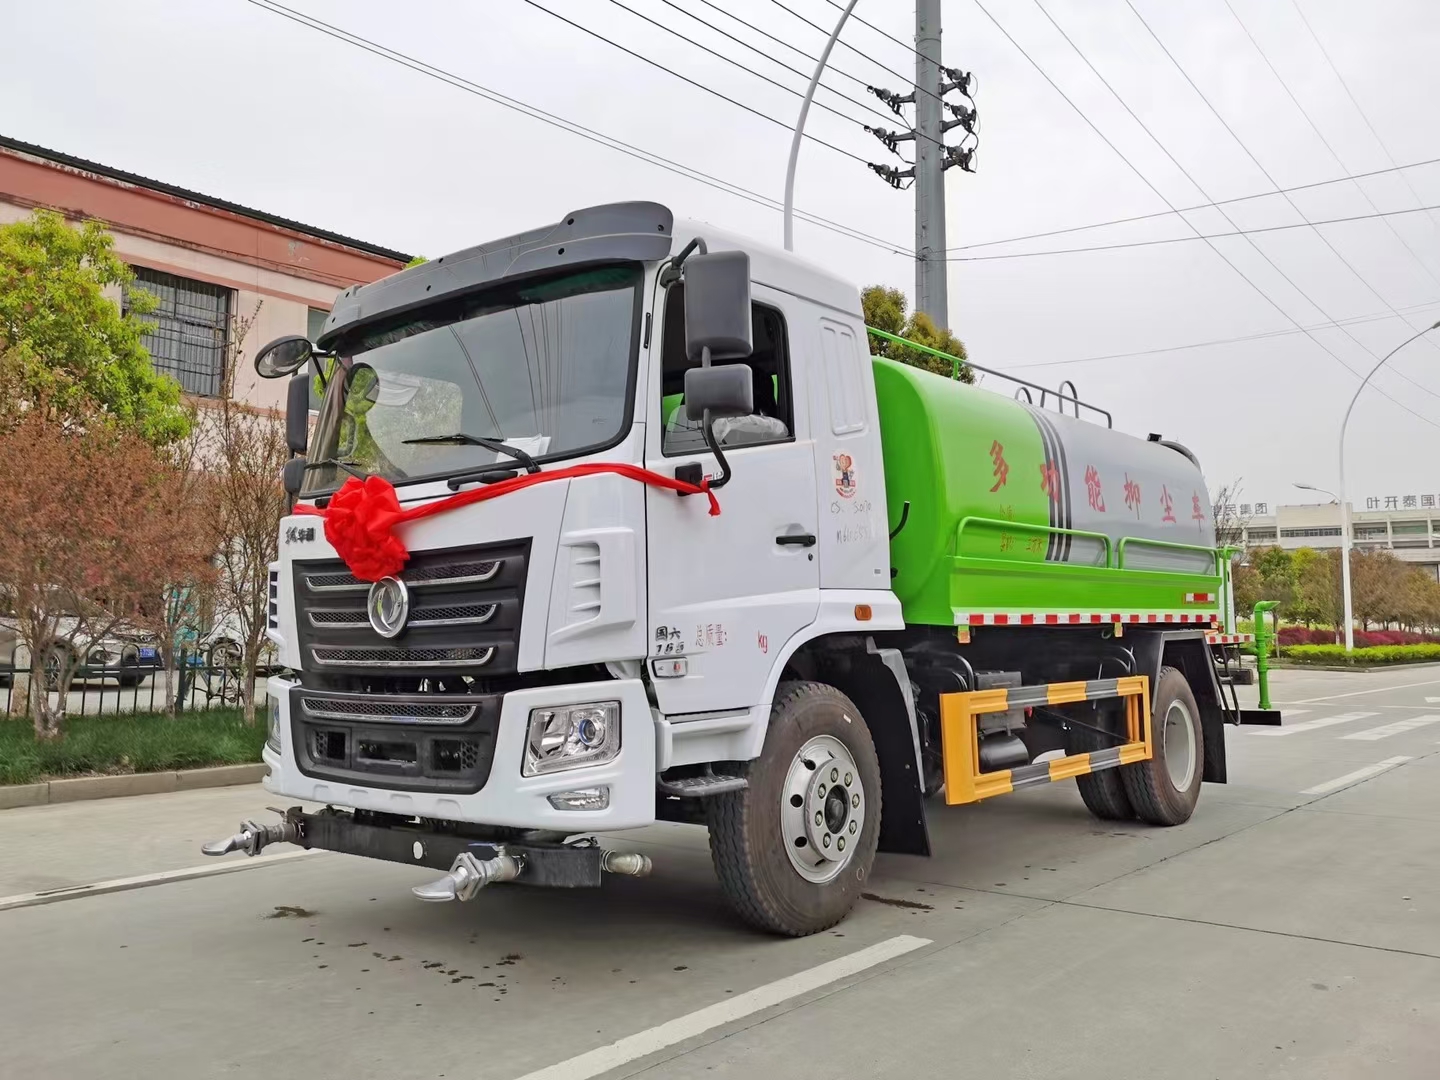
[{"xmin": 781, "ymin": 735, "xmax": 865, "ymax": 883}]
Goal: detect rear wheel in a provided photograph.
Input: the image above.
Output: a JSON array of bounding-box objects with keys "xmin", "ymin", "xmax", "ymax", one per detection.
[
  {"xmin": 1122, "ymin": 666, "xmax": 1204, "ymax": 826},
  {"xmin": 707, "ymin": 681, "xmax": 882, "ymax": 936}
]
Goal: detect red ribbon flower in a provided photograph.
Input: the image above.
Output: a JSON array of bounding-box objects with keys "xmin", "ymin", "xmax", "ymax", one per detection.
[{"xmin": 298, "ymin": 464, "xmax": 718, "ymax": 583}]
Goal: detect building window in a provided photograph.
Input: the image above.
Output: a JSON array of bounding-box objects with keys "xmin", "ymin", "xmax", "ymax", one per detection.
[
  {"xmin": 128, "ymin": 268, "xmax": 232, "ymax": 397},
  {"xmin": 1280, "ymin": 527, "xmax": 1342, "ymax": 538},
  {"xmin": 307, "ymin": 307, "xmax": 329, "ymax": 341},
  {"xmin": 1246, "ymin": 528, "xmax": 1277, "ymax": 542}
]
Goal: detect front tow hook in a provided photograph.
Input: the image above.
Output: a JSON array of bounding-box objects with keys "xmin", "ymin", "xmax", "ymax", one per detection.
[
  {"xmin": 412, "ymin": 850, "xmax": 525, "ymax": 902},
  {"xmin": 201, "ymin": 819, "xmax": 300, "ymax": 858}
]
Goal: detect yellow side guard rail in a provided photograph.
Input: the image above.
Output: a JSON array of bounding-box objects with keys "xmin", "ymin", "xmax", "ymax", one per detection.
[{"xmin": 941, "ymin": 675, "xmax": 1152, "ymax": 806}]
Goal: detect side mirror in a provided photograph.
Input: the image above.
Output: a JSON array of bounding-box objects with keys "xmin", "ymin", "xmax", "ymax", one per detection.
[
  {"xmin": 684, "ymin": 363, "xmax": 753, "ymax": 421},
  {"xmin": 255, "ymin": 335, "xmax": 313, "ymax": 379},
  {"xmin": 684, "ymin": 251, "xmax": 752, "ymax": 363},
  {"xmin": 286, "ymin": 374, "xmax": 309, "ymax": 455},
  {"xmin": 281, "ymin": 456, "xmax": 307, "ymax": 496}
]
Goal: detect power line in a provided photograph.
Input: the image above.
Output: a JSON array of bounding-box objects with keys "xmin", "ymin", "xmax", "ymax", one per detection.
[
  {"xmin": 948, "ymin": 201, "xmax": 1440, "ymax": 261},
  {"xmin": 1116, "ymin": 0, "xmax": 1440, "ymax": 397},
  {"xmin": 643, "ymin": 0, "xmax": 921, "ymax": 136},
  {"xmin": 597, "ymin": 0, "xmax": 900, "ymax": 136},
  {"xmin": 517, "ymin": 0, "xmax": 871, "ymax": 165},
  {"xmin": 949, "ymin": 153, "xmax": 1440, "ymax": 253},
  {"xmin": 1290, "ymin": 0, "xmax": 1440, "ymax": 235},
  {"xmin": 967, "ymin": 0, "xmax": 1440, "ymax": 430},
  {"xmin": 1005, "ymin": 299, "xmax": 1440, "ymax": 371},
  {"xmin": 239, "ymin": 0, "xmax": 910, "ymax": 256}
]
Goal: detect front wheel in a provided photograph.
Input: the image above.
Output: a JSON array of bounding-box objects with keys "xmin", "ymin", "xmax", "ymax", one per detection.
[
  {"xmin": 1121, "ymin": 666, "xmax": 1205, "ymax": 826},
  {"xmin": 707, "ymin": 681, "xmax": 882, "ymax": 936}
]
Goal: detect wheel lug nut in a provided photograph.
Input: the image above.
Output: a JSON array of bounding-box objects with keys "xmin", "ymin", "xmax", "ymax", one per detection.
[
  {"xmin": 852, "ymin": 794, "xmax": 860, "ymax": 808},
  {"xmin": 822, "ymin": 835, "xmax": 831, "ymax": 848},
  {"xmin": 815, "ymin": 811, "xmax": 823, "ymax": 826},
  {"xmin": 837, "ymin": 837, "xmax": 846, "ymax": 851},
  {"xmin": 849, "ymin": 821, "xmax": 857, "ymax": 834},
  {"xmin": 830, "ymin": 768, "xmax": 839, "ymax": 783},
  {"xmin": 818, "ymin": 784, "xmax": 826, "ymax": 797},
  {"xmin": 845, "ymin": 772, "xmax": 852, "ymax": 786}
]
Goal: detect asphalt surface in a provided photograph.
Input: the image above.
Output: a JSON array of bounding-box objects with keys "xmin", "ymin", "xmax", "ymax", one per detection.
[{"xmin": 2, "ymin": 666, "xmax": 1438, "ymax": 1079}]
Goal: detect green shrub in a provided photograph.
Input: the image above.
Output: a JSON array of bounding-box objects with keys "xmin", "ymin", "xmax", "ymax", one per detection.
[
  {"xmin": 0, "ymin": 709, "xmax": 264, "ymax": 785},
  {"xmin": 1280, "ymin": 643, "xmax": 1440, "ymax": 665}
]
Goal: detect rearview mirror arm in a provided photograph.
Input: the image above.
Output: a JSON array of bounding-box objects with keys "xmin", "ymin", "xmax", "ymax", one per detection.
[{"xmin": 658, "ymin": 236, "xmax": 708, "ymax": 288}]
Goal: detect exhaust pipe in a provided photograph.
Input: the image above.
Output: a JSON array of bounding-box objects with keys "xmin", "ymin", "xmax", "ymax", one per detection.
[
  {"xmin": 600, "ymin": 850, "xmax": 653, "ymax": 877},
  {"xmin": 201, "ymin": 819, "xmax": 299, "ymax": 858},
  {"xmin": 412, "ymin": 850, "xmax": 524, "ymax": 902}
]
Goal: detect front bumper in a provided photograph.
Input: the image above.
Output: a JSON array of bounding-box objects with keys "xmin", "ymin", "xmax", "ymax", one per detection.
[{"xmin": 262, "ymin": 675, "xmax": 657, "ymax": 830}]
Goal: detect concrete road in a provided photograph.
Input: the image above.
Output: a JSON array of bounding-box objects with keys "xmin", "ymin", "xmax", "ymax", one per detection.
[{"xmin": 2, "ymin": 666, "xmax": 1438, "ymax": 1079}]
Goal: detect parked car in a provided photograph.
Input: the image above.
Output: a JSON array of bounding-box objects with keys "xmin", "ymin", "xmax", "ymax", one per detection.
[{"xmin": 0, "ymin": 618, "xmax": 162, "ymax": 689}]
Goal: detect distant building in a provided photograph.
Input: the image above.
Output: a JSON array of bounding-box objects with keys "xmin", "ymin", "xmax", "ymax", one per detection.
[
  {"xmin": 1220, "ymin": 500, "xmax": 1440, "ymax": 582},
  {"xmin": 0, "ymin": 135, "xmax": 409, "ymax": 412}
]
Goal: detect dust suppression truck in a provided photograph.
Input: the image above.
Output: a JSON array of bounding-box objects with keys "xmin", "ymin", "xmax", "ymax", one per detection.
[{"xmin": 204, "ymin": 202, "xmax": 1235, "ymax": 936}]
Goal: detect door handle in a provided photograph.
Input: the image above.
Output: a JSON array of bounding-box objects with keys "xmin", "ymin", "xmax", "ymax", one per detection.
[{"xmin": 775, "ymin": 533, "xmax": 817, "ymax": 547}]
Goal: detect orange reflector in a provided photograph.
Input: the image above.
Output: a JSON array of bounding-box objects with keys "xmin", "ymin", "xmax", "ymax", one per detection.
[{"xmin": 854, "ymin": 604, "xmax": 872, "ymax": 622}]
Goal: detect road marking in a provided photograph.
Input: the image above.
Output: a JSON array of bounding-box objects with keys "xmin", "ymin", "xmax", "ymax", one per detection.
[
  {"xmin": 1290, "ymin": 677, "xmax": 1440, "ymax": 704},
  {"xmin": 0, "ymin": 849, "xmax": 324, "ymax": 913},
  {"xmin": 1426, "ymin": 697, "xmax": 1440, "ymax": 704},
  {"xmin": 1301, "ymin": 757, "xmax": 1413, "ymax": 796},
  {"xmin": 1252, "ymin": 711, "xmax": 1376, "ymax": 737},
  {"xmin": 511, "ymin": 934, "xmax": 932, "ymax": 1080},
  {"xmin": 1341, "ymin": 716, "xmax": 1440, "ymax": 741}
]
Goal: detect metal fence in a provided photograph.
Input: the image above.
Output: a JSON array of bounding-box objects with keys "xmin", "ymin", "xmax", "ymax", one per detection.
[{"xmin": 1, "ymin": 646, "xmax": 273, "ymax": 718}]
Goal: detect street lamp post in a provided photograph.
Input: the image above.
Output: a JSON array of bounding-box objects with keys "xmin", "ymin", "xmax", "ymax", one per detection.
[
  {"xmin": 783, "ymin": 0, "xmax": 859, "ymax": 252},
  {"xmin": 1304, "ymin": 319, "xmax": 1440, "ymax": 652}
]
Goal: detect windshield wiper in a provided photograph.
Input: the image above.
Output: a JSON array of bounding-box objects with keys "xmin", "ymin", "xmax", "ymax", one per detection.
[
  {"xmin": 303, "ymin": 458, "xmax": 369, "ymax": 480},
  {"xmin": 400, "ymin": 433, "xmax": 541, "ymax": 474}
]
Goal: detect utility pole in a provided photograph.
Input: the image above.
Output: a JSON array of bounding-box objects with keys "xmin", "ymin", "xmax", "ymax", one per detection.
[
  {"xmin": 865, "ymin": 8, "xmax": 977, "ymax": 330},
  {"xmin": 913, "ymin": 0, "xmax": 947, "ymax": 328}
]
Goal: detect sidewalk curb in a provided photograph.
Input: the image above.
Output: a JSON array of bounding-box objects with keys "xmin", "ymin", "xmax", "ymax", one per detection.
[{"xmin": 0, "ymin": 764, "xmax": 268, "ymax": 810}]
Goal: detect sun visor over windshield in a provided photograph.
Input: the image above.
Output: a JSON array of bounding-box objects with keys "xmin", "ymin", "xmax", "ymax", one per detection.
[{"xmin": 316, "ymin": 202, "xmax": 675, "ymax": 350}]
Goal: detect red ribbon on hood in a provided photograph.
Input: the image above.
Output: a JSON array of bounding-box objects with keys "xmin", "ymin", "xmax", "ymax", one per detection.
[{"xmin": 296, "ymin": 464, "xmax": 718, "ymax": 582}]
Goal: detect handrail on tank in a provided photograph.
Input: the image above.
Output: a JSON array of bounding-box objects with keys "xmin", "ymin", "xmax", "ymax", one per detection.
[
  {"xmin": 1038, "ymin": 379, "xmax": 1081, "ymax": 419},
  {"xmin": 866, "ymin": 326, "xmax": 1113, "ymax": 428},
  {"xmin": 1115, "ymin": 536, "xmax": 1226, "ymax": 576},
  {"xmin": 955, "ymin": 516, "xmax": 1113, "ymax": 566}
]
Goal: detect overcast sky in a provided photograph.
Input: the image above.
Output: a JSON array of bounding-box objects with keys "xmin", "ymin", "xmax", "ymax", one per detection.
[{"xmin": 6, "ymin": 0, "xmax": 1439, "ymax": 510}]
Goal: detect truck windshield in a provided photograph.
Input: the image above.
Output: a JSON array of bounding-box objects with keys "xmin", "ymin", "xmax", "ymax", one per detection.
[{"xmin": 302, "ymin": 264, "xmax": 642, "ymax": 495}]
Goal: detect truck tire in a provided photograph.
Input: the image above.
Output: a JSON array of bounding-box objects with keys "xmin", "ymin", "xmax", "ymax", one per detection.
[
  {"xmin": 1121, "ymin": 666, "xmax": 1204, "ymax": 826},
  {"xmin": 707, "ymin": 681, "xmax": 882, "ymax": 936},
  {"xmin": 1067, "ymin": 710, "xmax": 1134, "ymax": 821}
]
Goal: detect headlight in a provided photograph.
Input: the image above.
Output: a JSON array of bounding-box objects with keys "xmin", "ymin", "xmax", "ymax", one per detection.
[
  {"xmin": 266, "ymin": 698, "xmax": 282, "ymax": 752},
  {"xmin": 524, "ymin": 702, "xmax": 620, "ymax": 776}
]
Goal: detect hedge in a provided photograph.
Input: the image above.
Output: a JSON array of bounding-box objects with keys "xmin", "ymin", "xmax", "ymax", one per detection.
[{"xmin": 1280, "ymin": 643, "xmax": 1440, "ymax": 665}]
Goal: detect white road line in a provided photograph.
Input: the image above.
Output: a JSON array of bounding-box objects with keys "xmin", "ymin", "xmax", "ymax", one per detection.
[
  {"xmin": 1341, "ymin": 716, "xmax": 1440, "ymax": 741},
  {"xmin": 0, "ymin": 849, "xmax": 324, "ymax": 913},
  {"xmin": 1426, "ymin": 697, "xmax": 1440, "ymax": 704},
  {"xmin": 1301, "ymin": 757, "xmax": 1413, "ymax": 796},
  {"xmin": 511, "ymin": 934, "xmax": 932, "ymax": 1080},
  {"xmin": 1252, "ymin": 711, "xmax": 1376, "ymax": 737},
  {"xmin": 1291, "ymin": 677, "xmax": 1440, "ymax": 704}
]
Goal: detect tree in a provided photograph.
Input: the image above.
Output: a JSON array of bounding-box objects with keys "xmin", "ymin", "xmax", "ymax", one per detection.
[
  {"xmin": 1231, "ymin": 556, "xmax": 1261, "ymax": 615},
  {"xmin": 0, "ymin": 412, "xmax": 216, "ymax": 738},
  {"xmin": 1288, "ymin": 547, "xmax": 1330, "ymax": 629},
  {"xmin": 1210, "ymin": 479, "xmax": 1250, "ymax": 548},
  {"xmin": 860, "ymin": 285, "xmax": 974, "ymax": 383},
  {"xmin": 0, "ymin": 211, "xmax": 189, "ymax": 445},
  {"xmin": 200, "ymin": 305, "xmax": 288, "ymax": 725}
]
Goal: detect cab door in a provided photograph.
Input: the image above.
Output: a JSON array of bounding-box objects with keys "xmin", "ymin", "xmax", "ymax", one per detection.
[{"xmin": 644, "ymin": 279, "xmax": 819, "ymax": 715}]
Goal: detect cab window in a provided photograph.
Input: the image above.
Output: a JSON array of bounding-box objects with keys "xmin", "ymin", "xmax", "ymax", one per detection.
[{"xmin": 659, "ymin": 284, "xmax": 794, "ymax": 456}]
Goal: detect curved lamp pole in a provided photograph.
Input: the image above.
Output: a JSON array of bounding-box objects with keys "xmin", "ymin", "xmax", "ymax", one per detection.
[
  {"xmin": 783, "ymin": 0, "xmax": 859, "ymax": 251},
  {"xmin": 1327, "ymin": 319, "xmax": 1440, "ymax": 651}
]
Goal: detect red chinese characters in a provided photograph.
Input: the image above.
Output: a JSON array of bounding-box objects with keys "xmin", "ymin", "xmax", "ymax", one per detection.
[
  {"xmin": 1161, "ymin": 484, "xmax": 1176, "ymax": 523},
  {"xmin": 989, "ymin": 440, "xmax": 1009, "ymax": 492},
  {"xmin": 1084, "ymin": 465, "xmax": 1106, "ymax": 512},
  {"xmin": 1039, "ymin": 461, "xmax": 1060, "ymax": 502},
  {"xmin": 1191, "ymin": 492, "xmax": 1205, "ymax": 523},
  {"xmin": 1123, "ymin": 474, "xmax": 1142, "ymax": 518}
]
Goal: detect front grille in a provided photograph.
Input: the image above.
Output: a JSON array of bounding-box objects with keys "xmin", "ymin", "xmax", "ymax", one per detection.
[
  {"xmin": 291, "ymin": 685, "xmax": 500, "ymax": 794},
  {"xmin": 304, "ymin": 559, "xmax": 502, "ymax": 592},
  {"xmin": 300, "ymin": 694, "xmax": 478, "ymax": 724},
  {"xmin": 312, "ymin": 645, "xmax": 496, "ymax": 668},
  {"xmin": 293, "ymin": 540, "xmax": 528, "ymax": 679}
]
